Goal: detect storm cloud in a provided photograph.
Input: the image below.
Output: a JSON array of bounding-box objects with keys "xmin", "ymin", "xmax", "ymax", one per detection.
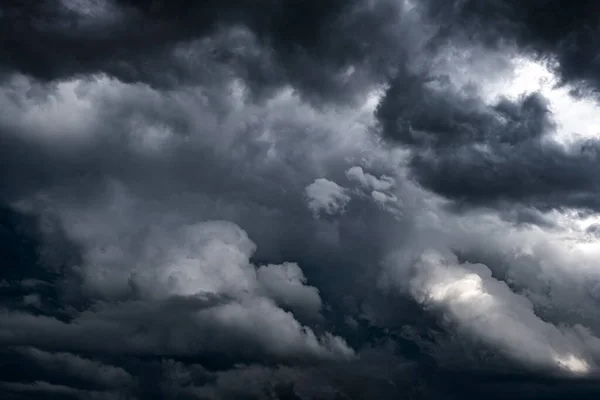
[{"xmin": 2, "ymin": 0, "xmax": 600, "ymax": 399}]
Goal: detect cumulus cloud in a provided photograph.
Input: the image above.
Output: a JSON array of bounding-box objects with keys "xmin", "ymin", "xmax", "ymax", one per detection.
[
  {"xmin": 345, "ymin": 165, "xmax": 403, "ymax": 218},
  {"xmin": 346, "ymin": 166, "xmax": 395, "ymax": 192},
  {"xmin": 405, "ymin": 249, "xmax": 596, "ymax": 374},
  {"xmin": 371, "ymin": 0, "xmax": 600, "ymax": 214},
  {"xmin": 0, "ymin": 215, "xmax": 354, "ymax": 363},
  {"xmin": 419, "ymin": 0, "xmax": 600, "ymax": 96},
  {"xmin": 305, "ymin": 178, "xmax": 351, "ymax": 217},
  {"xmin": 257, "ymin": 262, "xmax": 323, "ymax": 318},
  {"xmin": 376, "ymin": 69, "xmax": 600, "ymax": 212}
]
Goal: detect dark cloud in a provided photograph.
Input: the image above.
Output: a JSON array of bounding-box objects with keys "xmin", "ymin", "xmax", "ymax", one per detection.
[
  {"xmin": 378, "ymin": 74, "xmax": 554, "ymax": 148},
  {"xmin": 0, "ymin": 0, "xmax": 405, "ymax": 103},
  {"xmin": 377, "ymin": 70, "xmax": 600, "ymax": 211},
  {"xmin": 3, "ymin": 0, "xmax": 600, "ymax": 399},
  {"xmin": 419, "ymin": 0, "xmax": 600, "ymax": 95},
  {"xmin": 372, "ymin": 0, "xmax": 600, "ymax": 212}
]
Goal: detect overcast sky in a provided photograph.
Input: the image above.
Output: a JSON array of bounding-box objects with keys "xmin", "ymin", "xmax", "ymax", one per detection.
[{"xmin": 3, "ymin": 1, "xmax": 600, "ymax": 399}]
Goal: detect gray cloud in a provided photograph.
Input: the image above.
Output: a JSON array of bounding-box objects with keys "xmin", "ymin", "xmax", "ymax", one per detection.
[
  {"xmin": 158, "ymin": 346, "xmax": 445, "ymax": 400},
  {"xmin": 377, "ymin": 66, "xmax": 600, "ymax": 212},
  {"xmin": 419, "ymin": 0, "xmax": 600, "ymax": 96},
  {"xmin": 0, "ymin": 0, "xmax": 408, "ymax": 104},
  {"xmin": 0, "ymin": 380, "xmax": 125, "ymax": 400},
  {"xmin": 257, "ymin": 262, "xmax": 323, "ymax": 319},
  {"xmin": 305, "ymin": 178, "xmax": 351, "ymax": 218},
  {"xmin": 3, "ymin": 0, "xmax": 600, "ymax": 399},
  {"xmin": 0, "ymin": 218, "xmax": 354, "ymax": 363},
  {"xmin": 16, "ymin": 347, "xmax": 134, "ymax": 389},
  {"xmin": 404, "ymin": 249, "xmax": 596, "ymax": 375}
]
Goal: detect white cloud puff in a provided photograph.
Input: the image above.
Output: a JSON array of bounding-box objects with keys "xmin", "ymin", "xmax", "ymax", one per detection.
[
  {"xmin": 305, "ymin": 178, "xmax": 351, "ymax": 217},
  {"xmin": 406, "ymin": 249, "xmax": 597, "ymax": 375}
]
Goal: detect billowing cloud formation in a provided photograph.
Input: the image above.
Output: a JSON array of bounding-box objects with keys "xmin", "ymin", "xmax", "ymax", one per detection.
[
  {"xmin": 408, "ymin": 249, "xmax": 594, "ymax": 374},
  {"xmin": 0, "ymin": 213, "xmax": 353, "ymax": 362},
  {"xmin": 373, "ymin": 0, "xmax": 600, "ymax": 214},
  {"xmin": 305, "ymin": 178, "xmax": 351, "ymax": 217},
  {"xmin": 257, "ymin": 262, "xmax": 323, "ymax": 318},
  {"xmin": 3, "ymin": 0, "xmax": 600, "ymax": 399},
  {"xmin": 420, "ymin": 0, "xmax": 600, "ymax": 95},
  {"xmin": 377, "ymin": 68, "xmax": 600, "ymax": 212}
]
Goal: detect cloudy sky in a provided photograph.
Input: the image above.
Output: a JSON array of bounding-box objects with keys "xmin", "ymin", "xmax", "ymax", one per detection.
[{"xmin": 2, "ymin": 0, "xmax": 600, "ymax": 399}]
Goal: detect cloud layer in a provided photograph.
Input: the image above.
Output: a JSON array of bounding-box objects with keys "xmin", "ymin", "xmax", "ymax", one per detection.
[{"xmin": 3, "ymin": 0, "xmax": 600, "ymax": 399}]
